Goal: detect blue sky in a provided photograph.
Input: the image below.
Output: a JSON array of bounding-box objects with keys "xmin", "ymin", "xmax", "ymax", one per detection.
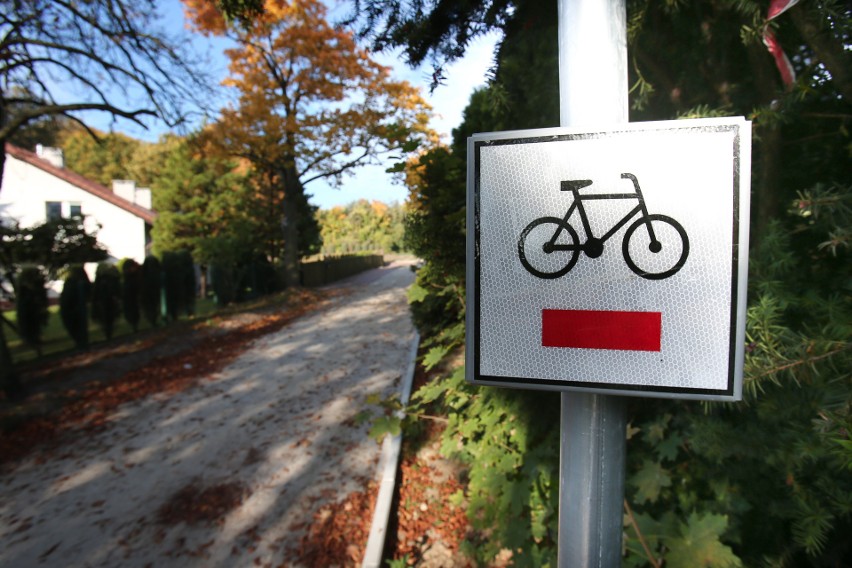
[{"xmin": 87, "ymin": 0, "xmax": 499, "ymax": 210}]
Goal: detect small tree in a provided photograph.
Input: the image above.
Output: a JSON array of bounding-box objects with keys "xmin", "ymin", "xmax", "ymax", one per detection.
[
  {"xmin": 14, "ymin": 265, "xmax": 49, "ymax": 355},
  {"xmin": 141, "ymin": 256, "xmax": 162, "ymax": 327},
  {"xmin": 161, "ymin": 251, "xmax": 179, "ymax": 322},
  {"xmin": 91, "ymin": 263, "xmax": 121, "ymax": 340},
  {"xmin": 59, "ymin": 265, "xmax": 91, "ymax": 350},
  {"xmin": 178, "ymin": 250, "xmax": 196, "ymax": 317},
  {"xmin": 121, "ymin": 259, "xmax": 142, "ymax": 332}
]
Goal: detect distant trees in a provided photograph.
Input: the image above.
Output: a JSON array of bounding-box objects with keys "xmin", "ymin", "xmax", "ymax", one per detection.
[{"xmin": 316, "ymin": 200, "xmax": 406, "ymax": 255}]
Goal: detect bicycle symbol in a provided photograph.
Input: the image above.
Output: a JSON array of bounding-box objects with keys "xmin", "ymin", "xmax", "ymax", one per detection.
[{"xmin": 517, "ymin": 173, "xmax": 689, "ymax": 280}]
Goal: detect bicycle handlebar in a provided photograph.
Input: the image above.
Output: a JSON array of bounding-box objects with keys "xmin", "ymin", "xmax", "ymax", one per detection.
[{"xmin": 621, "ymin": 172, "xmax": 640, "ymax": 189}]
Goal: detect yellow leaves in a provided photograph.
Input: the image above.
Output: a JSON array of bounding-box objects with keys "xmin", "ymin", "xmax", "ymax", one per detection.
[{"xmin": 181, "ymin": 0, "xmax": 228, "ymax": 35}]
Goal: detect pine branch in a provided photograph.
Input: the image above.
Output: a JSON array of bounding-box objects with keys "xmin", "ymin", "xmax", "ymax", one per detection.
[{"xmin": 747, "ymin": 344, "xmax": 851, "ymax": 382}]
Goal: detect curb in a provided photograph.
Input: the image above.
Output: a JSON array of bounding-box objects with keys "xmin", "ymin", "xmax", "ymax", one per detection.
[{"xmin": 362, "ymin": 331, "xmax": 420, "ymax": 568}]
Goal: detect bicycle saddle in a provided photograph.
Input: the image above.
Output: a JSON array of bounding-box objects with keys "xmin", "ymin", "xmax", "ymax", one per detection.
[{"xmin": 561, "ymin": 179, "xmax": 594, "ymax": 191}]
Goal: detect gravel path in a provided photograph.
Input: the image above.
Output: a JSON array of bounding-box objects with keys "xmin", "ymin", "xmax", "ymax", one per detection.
[{"xmin": 0, "ymin": 260, "xmax": 417, "ymax": 568}]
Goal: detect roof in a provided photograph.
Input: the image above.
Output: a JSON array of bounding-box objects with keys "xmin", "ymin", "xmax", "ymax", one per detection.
[{"xmin": 4, "ymin": 143, "xmax": 157, "ymax": 224}]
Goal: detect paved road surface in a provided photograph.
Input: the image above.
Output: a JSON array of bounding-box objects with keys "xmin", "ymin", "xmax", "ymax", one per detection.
[{"xmin": 0, "ymin": 260, "xmax": 416, "ymax": 567}]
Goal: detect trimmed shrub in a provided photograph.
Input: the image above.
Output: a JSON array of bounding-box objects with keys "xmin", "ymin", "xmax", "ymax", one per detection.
[
  {"xmin": 121, "ymin": 259, "xmax": 142, "ymax": 332},
  {"xmin": 178, "ymin": 250, "xmax": 196, "ymax": 316},
  {"xmin": 91, "ymin": 263, "xmax": 121, "ymax": 340},
  {"xmin": 14, "ymin": 265, "xmax": 49, "ymax": 354},
  {"xmin": 141, "ymin": 255, "xmax": 161, "ymax": 327},
  {"xmin": 161, "ymin": 251, "xmax": 181, "ymax": 322},
  {"xmin": 210, "ymin": 262, "xmax": 238, "ymax": 307},
  {"xmin": 59, "ymin": 265, "xmax": 91, "ymax": 349}
]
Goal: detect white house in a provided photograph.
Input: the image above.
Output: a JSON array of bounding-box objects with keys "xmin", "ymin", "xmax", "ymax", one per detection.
[{"xmin": 1, "ymin": 143, "xmax": 157, "ymax": 265}]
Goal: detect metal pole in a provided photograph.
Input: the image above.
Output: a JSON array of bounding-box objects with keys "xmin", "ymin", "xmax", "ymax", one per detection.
[{"xmin": 557, "ymin": 1, "xmax": 628, "ymax": 567}]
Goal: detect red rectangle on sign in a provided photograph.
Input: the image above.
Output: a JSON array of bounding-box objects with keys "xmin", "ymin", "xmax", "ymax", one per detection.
[{"xmin": 542, "ymin": 309, "xmax": 662, "ymax": 352}]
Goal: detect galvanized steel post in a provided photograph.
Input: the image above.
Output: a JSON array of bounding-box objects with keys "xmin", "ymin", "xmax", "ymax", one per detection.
[{"xmin": 557, "ymin": 0, "xmax": 628, "ymax": 566}]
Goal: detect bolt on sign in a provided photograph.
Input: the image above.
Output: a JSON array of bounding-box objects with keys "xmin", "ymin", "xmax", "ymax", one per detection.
[{"xmin": 466, "ymin": 117, "xmax": 752, "ymax": 400}]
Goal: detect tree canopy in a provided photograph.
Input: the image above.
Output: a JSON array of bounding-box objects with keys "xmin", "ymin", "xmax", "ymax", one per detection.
[
  {"xmin": 182, "ymin": 0, "xmax": 435, "ymax": 285},
  {"xmin": 0, "ymin": 0, "xmax": 211, "ymax": 150}
]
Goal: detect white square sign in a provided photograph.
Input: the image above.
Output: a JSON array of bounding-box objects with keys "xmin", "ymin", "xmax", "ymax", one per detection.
[{"xmin": 466, "ymin": 118, "xmax": 751, "ymax": 400}]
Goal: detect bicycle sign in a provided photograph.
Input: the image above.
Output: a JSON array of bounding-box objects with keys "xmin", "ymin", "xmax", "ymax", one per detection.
[
  {"xmin": 466, "ymin": 117, "xmax": 751, "ymax": 401},
  {"xmin": 518, "ymin": 173, "xmax": 689, "ymax": 280}
]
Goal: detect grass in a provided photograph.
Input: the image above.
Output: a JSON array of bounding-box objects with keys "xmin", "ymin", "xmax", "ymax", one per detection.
[{"xmin": 5, "ymin": 297, "xmax": 220, "ymax": 365}]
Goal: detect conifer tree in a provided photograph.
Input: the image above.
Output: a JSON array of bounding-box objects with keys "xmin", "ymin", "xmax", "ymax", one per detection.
[
  {"xmin": 141, "ymin": 256, "xmax": 162, "ymax": 328},
  {"xmin": 14, "ymin": 265, "xmax": 49, "ymax": 356},
  {"xmin": 59, "ymin": 265, "xmax": 91, "ymax": 350},
  {"xmin": 121, "ymin": 259, "xmax": 142, "ymax": 332},
  {"xmin": 352, "ymin": 0, "xmax": 851, "ymax": 565},
  {"xmin": 91, "ymin": 263, "xmax": 121, "ymax": 340}
]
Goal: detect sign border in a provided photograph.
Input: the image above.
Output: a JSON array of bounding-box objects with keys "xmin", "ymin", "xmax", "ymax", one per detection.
[{"xmin": 465, "ymin": 118, "xmax": 751, "ymax": 401}]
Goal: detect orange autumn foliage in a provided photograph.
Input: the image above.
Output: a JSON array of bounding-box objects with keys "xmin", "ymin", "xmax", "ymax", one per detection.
[{"xmin": 181, "ymin": 0, "xmax": 435, "ymax": 282}]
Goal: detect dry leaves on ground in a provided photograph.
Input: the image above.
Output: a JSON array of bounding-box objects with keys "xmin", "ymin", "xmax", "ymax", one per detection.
[{"xmin": 0, "ymin": 289, "xmax": 328, "ymax": 468}]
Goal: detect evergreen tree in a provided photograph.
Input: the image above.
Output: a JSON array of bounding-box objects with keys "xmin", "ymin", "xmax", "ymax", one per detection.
[
  {"xmin": 353, "ymin": 0, "xmax": 851, "ymax": 565},
  {"xmin": 14, "ymin": 265, "xmax": 49, "ymax": 355},
  {"xmin": 59, "ymin": 265, "xmax": 91, "ymax": 350},
  {"xmin": 91, "ymin": 263, "xmax": 121, "ymax": 340},
  {"xmin": 0, "ymin": 218, "xmax": 105, "ymax": 395},
  {"xmin": 141, "ymin": 256, "xmax": 162, "ymax": 328},
  {"xmin": 121, "ymin": 259, "xmax": 142, "ymax": 332}
]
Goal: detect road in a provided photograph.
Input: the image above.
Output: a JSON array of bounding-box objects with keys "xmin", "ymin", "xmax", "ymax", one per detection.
[{"xmin": 0, "ymin": 259, "xmax": 417, "ymax": 567}]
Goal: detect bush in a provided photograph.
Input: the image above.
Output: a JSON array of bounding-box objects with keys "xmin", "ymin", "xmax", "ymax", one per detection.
[
  {"xmin": 59, "ymin": 265, "xmax": 90, "ymax": 349},
  {"xmin": 121, "ymin": 259, "xmax": 142, "ymax": 332},
  {"xmin": 161, "ymin": 250, "xmax": 197, "ymax": 321},
  {"xmin": 210, "ymin": 261, "xmax": 238, "ymax": 307},
  {"xmin": 14, "ymin": 265, "xmax": 49, "ymax": 354},
  {"xmin": 178, "ymin": 250, "xmax": 196, "ymax": 316},
  {"xmin": 91, "ymin": 263, "xmax": 121, "ymax": 340},
  {"xmin": 141, "ymin": 255, "xmax": 161, "ymax": 327}
]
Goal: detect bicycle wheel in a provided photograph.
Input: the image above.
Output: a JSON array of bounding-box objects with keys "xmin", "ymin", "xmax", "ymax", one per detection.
[
  {"xmin": 622, "ymin": 214, "xmax": 689, "ymax": 280},
  {"xmin": 518, "ymin": 217, "xmax": 580, "ymax": 279}
]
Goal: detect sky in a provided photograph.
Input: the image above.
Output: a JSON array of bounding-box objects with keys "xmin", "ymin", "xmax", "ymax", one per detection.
[{"xmin": 89, "ymin": 0, "xmax": 500, "ymax": 210}]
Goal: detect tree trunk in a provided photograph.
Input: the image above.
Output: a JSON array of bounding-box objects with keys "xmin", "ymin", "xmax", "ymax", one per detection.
[
  {"xmin": 789, "ymin": 5, "xmax": 852, "ymax": 102},
  {"xmin": 746, "ymin": 42, "xmax": 785, "ymax": 246},
  {"xmin": 281, "ymin": 166, "xmax": 303, "ymax": 288}
]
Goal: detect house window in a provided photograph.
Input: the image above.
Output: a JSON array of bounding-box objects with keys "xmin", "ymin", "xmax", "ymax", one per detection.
[
  {"xmin": 46, "ymin": 201, "xmax": 62, "ymax": 221},
  {"xmin": 69, "ymin": 203, "xmax": 82, "ymax": 218}
]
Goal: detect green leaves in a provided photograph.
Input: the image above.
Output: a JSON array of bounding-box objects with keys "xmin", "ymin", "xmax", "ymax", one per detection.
[
  {"xmin": 666, "ymin": 513, "xmax": 742, "ymax": 568},
  {"xmin": 368, "ymin": 415, "xmax": 401, "ymax": 441},
  {"xmin": 407, "ymin": 283, "xmax": 429, "ymax": 303},
  {"xmin": 631, "ymin": 460, "xmax": 672, "ymax": 505},
  {"xmin": 421, "ymin": 345, "xmax": 449, "ymax": 371}
]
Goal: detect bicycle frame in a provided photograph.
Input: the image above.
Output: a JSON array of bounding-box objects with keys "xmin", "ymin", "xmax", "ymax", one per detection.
[{"xmin": 551, "ymin": 173, "xmax": 657, "ymax": 251}]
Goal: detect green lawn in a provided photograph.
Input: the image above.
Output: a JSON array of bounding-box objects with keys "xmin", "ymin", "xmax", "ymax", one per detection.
[{"xmin": 5, "ymin": 298, "xmax": 219, "ymax": 364}]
